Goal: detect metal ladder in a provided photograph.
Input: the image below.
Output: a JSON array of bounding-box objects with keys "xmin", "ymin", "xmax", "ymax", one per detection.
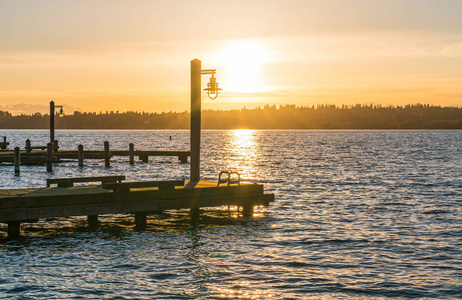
[{"xmin": 218, "ymin": 171, "xmax": 240, "ymax": 186}]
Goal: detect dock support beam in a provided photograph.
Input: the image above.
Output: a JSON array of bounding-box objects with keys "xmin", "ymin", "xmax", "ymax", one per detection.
[
  {"xmin": 129, "ymin": 143, "xmax": 134, "ymax": 165},
  {"xmin": 7, "ymin": 221, "xmax": 21, "ymax": 238},
  {"xmin": 14, "ymin": 147, "xmax": 20, "ymax": 176},
  {"xmin": 78, "ymin": 144, "xmax": 84, "ymax": 167},
  {"xmin": 104, "ymin": 141, "xmax": 110, "ymax": 167},
  {"xmin": 134, "ymin": 213, "xmax": 147, "ymax": 231},
  {"xmin": 87, "ymin": 215, "xmax": 98, "ymax": 229},
  {"xmin": 53, "ymin": 140, "xmax": 59, "ymax": 152},
  {"xmin": 190, "ymin": 59, "xmax": 201, "ymax": 181},
  {"xmin": 47, "ymin": 142, "xmax": 53, "ymax": 172},
  {"xmin": 242, "ymin": 204, "xmax": 254, "ymax": 217},
  {"xmin": 190, "ymin": 206, "xmax": 201, "ymax": 221}
]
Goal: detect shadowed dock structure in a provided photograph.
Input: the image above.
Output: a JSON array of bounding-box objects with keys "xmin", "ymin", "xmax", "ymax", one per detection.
[{"xmin": 0, "ymin": 177, "xmax": 274, "ymax": 238}]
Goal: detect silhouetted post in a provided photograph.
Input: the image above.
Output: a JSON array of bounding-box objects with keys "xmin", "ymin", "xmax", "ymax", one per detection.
[
  {"xmin": 25, "ymin": 139, "xmax": 31, "ymax": 153},
  {"xmin": 242, "ymin": 204, "xmax": 254, "ymax": 217},
  {"xmin": 88, "ymin": 215, "xmax": 98, "ymax": 229},
  {"xmin": 50, "ymin": 101, "xmax": 55, "ymax": 144},
  {"xmin": 53, "ymin": 140, "xmax": 59, "ymax": 152},
  {"xmin": 47, "ymin": 142, "xmax": 53, "ymax": 172},
  {"xmin": 129, "ymin": 143, "xmax": 134, "ymax": 165},
  {"xmin": 135, "ymin": 213, "xmax": 147, "ymax": 231},
  {"xmin": 78, "ymin": 144, "xmax": 84, "ymax": 167},
  {"xmin": 14, "ymin": 147, "xmax": 20, "ymax": 176},
  {"xmin": 7, "ymin": 221, "xmax": 21, "ymax": 238},
  {"xmin": 191, "ymin": 59, "xmax": 201, "ymax": 181},
  {"xmin": 190, "ymin": 206, "xmax": 201, "ymax": 221},
  {"xmin": 104, "ymin": 141, "xmax": 110, "ymax": 167},
  {"xmin": 1, "ymin": 136, "xmax": 8, "ymax": 149}
]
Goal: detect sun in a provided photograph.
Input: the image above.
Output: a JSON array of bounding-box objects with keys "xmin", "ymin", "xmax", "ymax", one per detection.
[{"xmin": 215, "ymin": 40, "xmax": 272, "ymax": 93}]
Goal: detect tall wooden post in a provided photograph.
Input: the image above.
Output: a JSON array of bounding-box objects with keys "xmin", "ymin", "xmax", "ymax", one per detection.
[
  {"xmin": 129, "ymin": 143, "xmax": 134, "ymax": 165},
  {"xmin": 78, "ymin": 144, "xmax": 84, "ymax": 167},
  {"xmin": 47, "ymin": 142, "xmax": 53, "ymax": 172},
  {"xmin": 190, "ymin": 59, "xmax": 201, "ymax": 182},
  {"xmin": 14, "ymin": 147, "xmax": 20, "ymax": 176},
  {"xmin": 50, "ymin": 101, "xmax": 55, "ymax": 144},
  {"xmin": 104, "ymin": 141, "xmax": 110, "ymax": 167}
]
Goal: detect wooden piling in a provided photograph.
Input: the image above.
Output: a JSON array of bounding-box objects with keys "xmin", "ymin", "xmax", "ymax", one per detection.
[
  {"xmin": 87, "ymin": 215, "xmax": 98, "ymax": 229},
  {"xmin": 140, "ymin": 155, "xmax": 148, "ymax": 163},
  {"xmin": 242, "ymin": 204, "xmax": 254, "ymax": 217},
  {"xmin": 129, "ymin": 143, "xmax": 134, "ymax": 165},
  {"xmin": 190, "ymin": 206, "xmax": 201, "ymax": 220},
  {"xmin": 47, "ymin": 142, "xmax": 53, "ymax": 172},
  {"xmin": 25, "ymin": 139, "xmax": 31, "ymax": 153},
  {"xmin": 14, "ymin": 147, "xmax": 20, "ymax": 176},
  {"xmin": 0, "ymin": 136, "xmax": 7, "ymax": 150},
  {"xmin": 134, "ymin": 213, "xmax": 147, "ymax": 230},
  {"xmin": 104, "ymin": 141, "xmax": 110, "ymax": 167},
  {"xmin": 78, "ymin": 144, "xmax": 84, "ymax": 167},
  {"xmin": 7, "ymin": 221, "xmax": 21, "ymax": 238},
  {"xmin": 53, "ymin": 140, "xmax": 59, "ymax": 152}
]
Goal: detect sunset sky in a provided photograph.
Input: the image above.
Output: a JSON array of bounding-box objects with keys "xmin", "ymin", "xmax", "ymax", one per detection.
[{"xmin": 1, "ymin": 0, "xmax": 461, "ymax": 115}]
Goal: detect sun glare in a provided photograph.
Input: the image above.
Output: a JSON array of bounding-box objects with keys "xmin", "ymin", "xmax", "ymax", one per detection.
[{"xmin": 216, "ymin": 40, "xmax": 272, "ymax": 93}]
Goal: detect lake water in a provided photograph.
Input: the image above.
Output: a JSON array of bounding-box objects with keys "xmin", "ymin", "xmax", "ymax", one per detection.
[{"xmin": 0, "ymin": 130, "xmax": 461, "ymax": 299}]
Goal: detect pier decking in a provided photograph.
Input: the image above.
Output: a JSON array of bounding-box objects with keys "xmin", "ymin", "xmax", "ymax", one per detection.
[
  {"xmin": 0, "ymin": 179, "xmax": 274, "ymax": 238},
  {"xmin": 0, "ymin": 149, "xmax": 191, "ymax": 164}
]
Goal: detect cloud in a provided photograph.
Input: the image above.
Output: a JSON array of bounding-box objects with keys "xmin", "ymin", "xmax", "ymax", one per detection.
[{"xmin": 0, "ymin": 103, "xmax": 82, "ymax": 115}]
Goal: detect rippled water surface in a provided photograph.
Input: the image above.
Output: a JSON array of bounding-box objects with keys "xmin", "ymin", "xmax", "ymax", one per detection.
[{"xmin": 0, "ymin": 130, "xmax": 461, "ymax": 299}]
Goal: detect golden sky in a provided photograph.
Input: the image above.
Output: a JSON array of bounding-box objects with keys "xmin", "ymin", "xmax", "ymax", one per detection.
[{"xmin": 1, "ymin": 0, "xmax": 461, "ymax": 114}]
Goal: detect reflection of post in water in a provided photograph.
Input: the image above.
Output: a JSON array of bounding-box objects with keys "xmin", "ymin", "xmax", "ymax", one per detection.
[{"xmin": 186, "ymin": 225, "xmax": 211, "ymax": 293}]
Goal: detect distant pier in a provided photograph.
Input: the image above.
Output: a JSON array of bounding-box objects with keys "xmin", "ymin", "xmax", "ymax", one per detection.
[{"xmin": 0, "ymin": 140, "xmax": 190, "ymax": 171}]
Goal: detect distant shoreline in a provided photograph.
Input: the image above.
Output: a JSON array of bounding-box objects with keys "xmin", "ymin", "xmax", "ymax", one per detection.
[{"xmin": 2, "ymin": 104, "xmax": 462, "ymax": 130}]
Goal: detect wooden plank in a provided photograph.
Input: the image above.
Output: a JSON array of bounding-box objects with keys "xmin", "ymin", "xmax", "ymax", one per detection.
[
  {"xmin": 0, "ymin": 155, "xmax": 58, "ymax": 164},
  {"xmin": 112, "ymin": 150, "xmax": 191, "ymax": 156},
  {"xmin": 102, "ymin": 180, "xmax": 185, "ymax": 192},
  {"xmin": 46, "ymin": 175, "xmax": 126, "ymax": 187}
]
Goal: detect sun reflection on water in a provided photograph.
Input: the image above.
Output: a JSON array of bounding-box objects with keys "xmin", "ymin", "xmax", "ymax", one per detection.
[{"xmin": 225, "ymin": 130, "xmax": 260, "ymax": 181}]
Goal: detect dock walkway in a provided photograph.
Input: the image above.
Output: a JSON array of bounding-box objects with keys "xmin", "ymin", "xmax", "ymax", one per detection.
[{"xmin": 0, "ymin": 180, "xmax": 274, "ymax": 238}]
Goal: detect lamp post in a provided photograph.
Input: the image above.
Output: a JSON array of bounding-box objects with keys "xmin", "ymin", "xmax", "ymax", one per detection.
[
  {"xmin": 190, "ymin": 59, "xmax": 222, "ymax": 181},
  {"xmin": 50, "ymin": 101, "xmax": 64, "ymax": 145}
]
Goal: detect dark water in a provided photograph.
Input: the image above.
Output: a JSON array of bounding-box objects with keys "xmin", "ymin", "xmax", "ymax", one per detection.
[{"xmin": 0, "ymin": 130, "xmax": 461, "ymax": 299}]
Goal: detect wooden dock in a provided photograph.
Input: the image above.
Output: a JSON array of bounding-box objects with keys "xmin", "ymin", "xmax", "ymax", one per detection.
[{"xmin": 0, "ymin": 177, "xmax": 274, "ymax": 238}]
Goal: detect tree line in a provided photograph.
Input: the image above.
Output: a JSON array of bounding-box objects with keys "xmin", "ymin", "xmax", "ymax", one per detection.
[{"xmin": 1, "ymin": 104, "xmax": 462, "ymax": 129}]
